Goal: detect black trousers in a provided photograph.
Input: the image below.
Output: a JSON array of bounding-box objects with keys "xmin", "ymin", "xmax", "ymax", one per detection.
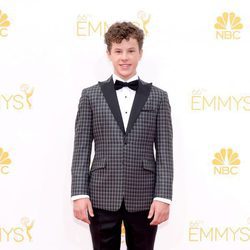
[{"xmin": 88, "ymin": 200, "xmax": 157, "ymax": 250}]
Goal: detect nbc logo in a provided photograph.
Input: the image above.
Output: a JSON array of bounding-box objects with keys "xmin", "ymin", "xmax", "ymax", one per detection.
[
  {"xmin": 0, "ymin": 147, "xmax": 12, "ymax": 175},
  {"xmin": 212, "ymin": 148, "xmax": 240, "ymax": 175},
  {"xmin": 214, "ymin": 12, "xmax": 243, "ymax": 40},
  {"xmin": 0, "ymin": 10, "xmax": 10, "ymax": 37}
]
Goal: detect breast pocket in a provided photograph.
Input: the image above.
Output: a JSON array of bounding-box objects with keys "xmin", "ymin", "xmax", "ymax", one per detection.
[
  {"xmin": 141, "ymin": 109, "xmax": 157, "ymax": 113},
  {"xmin": 139, "ymin": 108, "xmax": 157, "ymax": 129}
]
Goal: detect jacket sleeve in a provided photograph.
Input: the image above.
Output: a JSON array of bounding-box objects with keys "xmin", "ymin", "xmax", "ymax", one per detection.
[
  {"xmin": 154, "ymin": 91, "xmax": 174, "ymax": 200},
  {"xmin": 71, "ymin": 89, "xmax": 93, "ymax": 197}
]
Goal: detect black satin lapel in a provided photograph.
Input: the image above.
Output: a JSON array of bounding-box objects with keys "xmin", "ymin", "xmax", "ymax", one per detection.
[
  {"xmin": 126, "ymin": 78, "xmax": 152, "ymax": 135},
  {"xmin": 99, "ymin": 76, "xmax": 126, "ymax": 134}
]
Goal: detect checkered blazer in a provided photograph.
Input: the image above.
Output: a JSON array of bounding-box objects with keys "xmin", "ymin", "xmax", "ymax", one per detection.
[{"xmin": 71, "ymin": 76, "xmax": 173, "ymax": 212}]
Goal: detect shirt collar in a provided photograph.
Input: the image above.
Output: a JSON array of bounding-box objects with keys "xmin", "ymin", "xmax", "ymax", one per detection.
[{"xmin": 112, "ymin": 73, "xmax": 138, "ymax": 84}]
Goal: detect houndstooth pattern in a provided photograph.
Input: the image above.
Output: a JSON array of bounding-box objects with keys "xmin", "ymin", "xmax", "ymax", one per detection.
[{"xmin": 71, "ymin": 78, "xmax": 173, "ymax": 212}]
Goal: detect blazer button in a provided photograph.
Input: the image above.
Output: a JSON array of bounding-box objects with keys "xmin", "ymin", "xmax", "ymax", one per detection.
[{"xmin": 123, "ymin": 136, "xmax": 127, "ymax": 145}]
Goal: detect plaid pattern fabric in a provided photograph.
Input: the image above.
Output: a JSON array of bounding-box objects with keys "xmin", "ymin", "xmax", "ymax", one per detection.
[{"xmin": 71, "ymin": 77, "xmax": 173, "ymax": 212}]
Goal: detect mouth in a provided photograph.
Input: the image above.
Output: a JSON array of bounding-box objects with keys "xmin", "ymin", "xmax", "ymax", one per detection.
[{"xmin": 119, "ymin": 64, "xmax": 131, "ymax": 69}]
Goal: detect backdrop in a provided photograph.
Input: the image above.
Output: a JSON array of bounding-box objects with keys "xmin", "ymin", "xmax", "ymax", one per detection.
[{"xmin": 0, "ymin": 0, "xmax": 250, "ymax": 249}]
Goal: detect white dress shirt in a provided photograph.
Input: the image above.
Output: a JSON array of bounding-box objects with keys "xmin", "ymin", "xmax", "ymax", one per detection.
[{"xmin": 71, "ymin": 73, "xmax": 171, "ymax": 205}]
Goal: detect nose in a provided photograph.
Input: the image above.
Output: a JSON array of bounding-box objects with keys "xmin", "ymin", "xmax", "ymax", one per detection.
[{"xmin": 121, "ymin": 51, "xmax": 128, "ymax": 60}]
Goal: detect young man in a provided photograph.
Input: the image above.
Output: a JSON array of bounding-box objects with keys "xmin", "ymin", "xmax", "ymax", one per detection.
[{"xmin": 71, "ymin": 22, "xmax": 173, "ymax": 250}]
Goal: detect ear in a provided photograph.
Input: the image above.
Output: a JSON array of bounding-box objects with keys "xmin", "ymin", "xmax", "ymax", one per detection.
[
  {"xmin": 106, "ymin": 49, "xmax": 111, "ymax": 60},
  {"xmin": 139, "ymin": 49, "xmax": 143, "ymax": 60}
]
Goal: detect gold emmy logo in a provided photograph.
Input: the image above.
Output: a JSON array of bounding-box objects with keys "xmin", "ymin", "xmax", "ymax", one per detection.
[
  {"xmin": 76, "ymin": 11, "xmax": 151, "ymax": 37},
  {"xmin": 212, "ymin": 148, "xmax": 240, "ymax": 175},
  {"xmin": 0, "ymin": 217, "xmax": 34, "ymax": 242},
  {"xmin": 214, "ymin": 12, "xmax": 243, "ymax": 40},
  {"xmin": 189, "ymin": 219, "xmax": 250, "ymax": 242},
  {"xmin": 20, "ymin": 84, "xmax": 34, "ymax": 109},
  {"xmin": 77, "ymin": 15, "xmax": 108, "ymax": 37},
  {"xmin": 0, "ymin": 84, "xmax": 34, "ymax": 110},
  {"xmin": 191, "ymin": 89, "xmax": 250, "ymax": 112},
  {"xmin": 21, "ymin": 217, "xmax": 34, "ymax": 241},
  {"xmin": 0, "ymin": 147, "xmax": 11, "ymax": 175},
  {"xmin": 0, "ymin": 9, "xmax": 10, "ymax": 37},
  {"xmin": 136, "ymin": 11, "xmax": 151, "ymax": 35}
]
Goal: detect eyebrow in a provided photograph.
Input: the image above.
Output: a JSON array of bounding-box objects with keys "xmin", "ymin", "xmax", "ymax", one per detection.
[{"xmin": 114, "ymin": 47, "xmax": 136, "ymax": 50}]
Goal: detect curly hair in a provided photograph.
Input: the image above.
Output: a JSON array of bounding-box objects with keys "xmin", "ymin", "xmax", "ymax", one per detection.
[{"xmin": 104, "ymin": 22, "xmax": 144, "ymax": 52}]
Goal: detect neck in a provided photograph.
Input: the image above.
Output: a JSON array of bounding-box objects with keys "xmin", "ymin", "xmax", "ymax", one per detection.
[{"xmin": 113, "ymin": 73, "xmax": 138, "ymax": 82}]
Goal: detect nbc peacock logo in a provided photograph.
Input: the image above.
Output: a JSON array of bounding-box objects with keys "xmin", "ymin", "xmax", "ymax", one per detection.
[
  {"xmin": 214, "ymin": 12, "xmax": 243, "ymax": 40},
  {"xmin": 0, "ymin": 147, "xmax": 12, "ymax": 175},
  {"xmin": 0, "ymin": 9, "xmax": 10, "ymax": 37},
  {"xmin": 212, "ymin": 148, "xmax": 240, "ymax": 175}
]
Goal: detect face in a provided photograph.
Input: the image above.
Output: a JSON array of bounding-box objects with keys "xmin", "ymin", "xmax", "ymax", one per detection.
[{"xmin": 107, "ymin": 38, "xmax": 143, "ymax": 81}]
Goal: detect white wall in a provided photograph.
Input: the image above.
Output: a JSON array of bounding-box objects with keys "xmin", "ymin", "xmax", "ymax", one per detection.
[{"xmin": 0, "ymin": 0, "xmax": 249, "ymax": 249}]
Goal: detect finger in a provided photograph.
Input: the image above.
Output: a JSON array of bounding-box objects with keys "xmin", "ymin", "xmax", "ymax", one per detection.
[
  {"xmin": 88, "ymin": 202, "xmax": 94, "ymax": 217},
  {"xmin": 162, "ymin": 212, "xmax": 169, "ymax": 221},
  {"xmin": 160, "ymin": 210, "xmax": 169, "ymax": 222},
  {"xmin": 73, "ymin": 209, "xmax": 81, "ymax": 220},
  {"xmin": 150, "ymin": 218, "xmax": 159, "ymax": 225},
  {"xmin": 74, "ymin": 208, "xmax": 90, "ymax": 224},
  {"xmin": 157, "ymin": 214, "xmax": 166, "ymax": 224},
  {"xmin": 154, "ymin": 212, "xmax": 168, "ymax": 225},
  {"xmin": 147, "ymin": 205, "xmax": 154, "ymax": 219},
  {"xmin": 81, "ymin": 211, "xmax": 90, "ymax": 224},
  {"xmin": 150, "ymin": 211, "xmax": 160, "ymax": 225}
]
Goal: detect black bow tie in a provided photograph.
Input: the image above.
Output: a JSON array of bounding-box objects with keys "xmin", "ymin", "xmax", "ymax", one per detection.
[{"xmin": 114, "ymin": 80, "xmax": 139, "ymax": 91}]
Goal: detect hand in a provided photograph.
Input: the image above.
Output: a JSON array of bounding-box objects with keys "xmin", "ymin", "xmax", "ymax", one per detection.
[
  {"xmin": 73, "ymin": 198, "xmax": 94, "ymax": 224},
  {"xmin": 147, "ymin": 200, "xmax": 170, "ymax": 226}
]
